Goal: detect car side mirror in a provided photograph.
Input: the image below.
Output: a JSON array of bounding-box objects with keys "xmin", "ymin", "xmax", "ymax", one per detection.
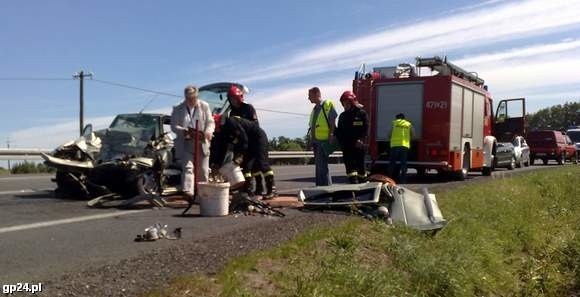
[{"xmin": 82, "ymin": 124, "xmax": 93, "ymax": 137}]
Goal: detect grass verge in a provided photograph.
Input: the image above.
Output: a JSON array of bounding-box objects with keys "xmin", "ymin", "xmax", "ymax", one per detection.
[{"xmin": 146, "ymin": 166, "xmax": 580, "ymax": 297}]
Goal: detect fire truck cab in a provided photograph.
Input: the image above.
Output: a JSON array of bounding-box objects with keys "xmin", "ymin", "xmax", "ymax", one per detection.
[{"xmin": 354, "ymin": 56, "xmax": 525, "ymax": 180}]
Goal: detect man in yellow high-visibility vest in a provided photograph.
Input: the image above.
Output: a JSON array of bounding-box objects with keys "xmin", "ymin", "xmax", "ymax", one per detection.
[
  {"xmin": 308, "ymin": 87, "xmax": 337, "ymax": 186},
  {"xmin": 388, "ymin": 113, "xmax": 414, "ymax": 183}
]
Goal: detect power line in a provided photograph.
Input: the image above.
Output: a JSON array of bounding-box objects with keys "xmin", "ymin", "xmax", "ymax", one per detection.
[
  {"xmin": 0, "ymin": 76, "xmax": 309, "ymax": 117},
  {"xmin": 90, "ymin": 79, "xmax": 181, "ymax": 98},
  {"xmin": 91, "ymin": 79, "xmax": 308, "ymax": 116},
  {"xmin": 0, "ymin": 78, "xmax": 73, "ymax": 81},
  {"xmin": 255, "ymin": 108, "xmax": 308, "ymax": 116}
]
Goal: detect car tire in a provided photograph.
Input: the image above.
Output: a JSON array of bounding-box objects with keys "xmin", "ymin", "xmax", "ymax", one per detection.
[
  {"xmin": 557, "ymin": 153, "xmax": 565, "ymax": 165},
  {"xmin": 530, "ymin": 156, "xmax": 535, "ymax": 166},
  {"xmin": 508, "ymin": 156, "xmax": 516, "ymax": 170},
  {"xmin": 524, "ymin": 156, "xmax": 530, "ymax": 167},
  {"xmin": 136, "ymin": 170, "xmax": 161, "ymax": 196}
]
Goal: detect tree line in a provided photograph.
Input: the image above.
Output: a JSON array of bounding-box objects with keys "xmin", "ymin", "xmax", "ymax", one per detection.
[{"xmin": 527, "ymin": 101, "xmax": 579, "ymax": 131}]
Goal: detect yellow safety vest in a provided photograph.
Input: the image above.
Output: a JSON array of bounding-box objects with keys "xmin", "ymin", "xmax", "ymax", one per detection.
[
  {"xmin": 390, "ymin": 119, "xmax": 412, "ymax": 148},
  {"xmin": 309, "ymin": 100, "xmax": 334, "ymax": 141}
]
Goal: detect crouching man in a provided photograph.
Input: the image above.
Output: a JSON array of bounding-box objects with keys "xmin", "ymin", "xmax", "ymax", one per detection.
[{"xmin": 210, "ymin": 116, "xmax": 278, "ymax": 200}]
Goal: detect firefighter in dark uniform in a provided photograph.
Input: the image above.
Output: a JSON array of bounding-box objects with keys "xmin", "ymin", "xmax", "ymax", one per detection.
[
  {"xmin": 334, "ymin": 91, "xmax": 369, "ymax": 184},
  {"xmin": 226, "ymin": 85, "xmax": 267, "ymax": 196},
  {"xmin": 213, "ymin": 115, "xmax": 278, "ymax": 199}
]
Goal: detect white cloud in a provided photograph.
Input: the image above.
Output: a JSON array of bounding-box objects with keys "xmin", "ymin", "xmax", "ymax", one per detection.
[
  {"xmin": 237, "ymin": 0, "xmax": 580, "ymax": 83},
  {"xmin": 9, "ymin": 116, "xmax": 114, "ymax": 149},
  {"xmin": 9, "ymin": 0, "xmax": 580, "ymax": 148}
]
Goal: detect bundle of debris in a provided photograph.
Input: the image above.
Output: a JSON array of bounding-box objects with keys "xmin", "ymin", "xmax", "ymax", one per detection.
[
  {"xmin": 229, "ymin": 192, "xmax": 286, "ymax": 217},
  {"xmin": 299, "ymin": 174, "xmax": 447, "ymax": 231},
  {"xmin": 134, "ymin": 223, "xmax": 182, "ymax": 242}
]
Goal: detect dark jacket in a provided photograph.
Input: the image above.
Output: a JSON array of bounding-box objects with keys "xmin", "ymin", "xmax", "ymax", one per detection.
[
  {"xmin": 335, "ymin": 107, "xmax": 368, "ymax": 148},
  {"xmin": 229, "ymin": 103, "xmax": 258, "ymax": 123}
]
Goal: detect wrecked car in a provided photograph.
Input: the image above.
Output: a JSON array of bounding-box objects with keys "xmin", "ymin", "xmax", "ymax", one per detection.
[{"xmin": 42, "ymin": 82, "xmax": 247, "ymax": 200}]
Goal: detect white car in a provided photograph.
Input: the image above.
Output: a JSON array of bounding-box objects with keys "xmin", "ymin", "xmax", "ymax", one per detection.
[
  {"xmin": 566, "ymin": 127, "xmax": 580, "ymax": 163},
  {"xmin": 511, "ymin": 136, "xmax": 531, "ymax": 167}
]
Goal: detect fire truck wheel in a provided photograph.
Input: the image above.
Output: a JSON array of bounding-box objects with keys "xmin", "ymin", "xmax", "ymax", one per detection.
[
  {"xmin": 482, "ymin": 167, "xmax": 492, "ymax": 176},
  {"xmin": 542, "ymin": 158, "xmax": 548, "ymax": 165}
]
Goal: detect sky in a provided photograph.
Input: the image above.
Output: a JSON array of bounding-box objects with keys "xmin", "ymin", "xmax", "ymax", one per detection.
[{"xmin": 1, "ymin": 0, "xmax": 580, "ymax": 150}]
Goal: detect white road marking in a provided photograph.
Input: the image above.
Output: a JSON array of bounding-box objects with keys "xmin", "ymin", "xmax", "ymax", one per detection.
[
  {"xmin": 0, "ymin": 210, "xmax": 150, "ymax": 234},
  {"xmin": 0, "ymin": 189, "xmax": 51, "ymax": 196}
]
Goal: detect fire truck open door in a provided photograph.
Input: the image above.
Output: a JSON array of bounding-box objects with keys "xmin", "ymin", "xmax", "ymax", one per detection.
[{"xmin": 494, "ymin": 98, "xmax": 526, "ymax": 142}]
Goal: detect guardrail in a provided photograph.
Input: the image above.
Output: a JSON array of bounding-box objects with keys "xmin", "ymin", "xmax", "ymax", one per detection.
[
  {"xmin": 0, "ymin": 149, "xmax": 342, "ymax": 161},
  {"xmin": 0, "ymin": 149, "xmax": 51, "ymax": 161}
]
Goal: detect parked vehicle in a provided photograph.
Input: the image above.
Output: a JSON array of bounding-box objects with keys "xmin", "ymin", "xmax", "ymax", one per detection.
[
  {"xmin": 352, "ymin": 56, "xmax": 526, "ymax": 180},
  {"xmin": 42, "ymin": 82, "xmax": 246, "ymax": 199},
  {"xmin": 527, "ymin": 130, "xmax": 567, "ymax": 165},
  {"xmin": 566, "ymin": 127, "xmax": 580, "ymax": 164},
  {"xmin": 511, "ymin": 135, "xmax": 530, "ymax": 167},
  {"xmin": 494, "ymin": 142, "xmax": 516, "ymax": 170},
  {"xmin": 564, "ymin": 134, "xmax": 578, "ymax": 163}
]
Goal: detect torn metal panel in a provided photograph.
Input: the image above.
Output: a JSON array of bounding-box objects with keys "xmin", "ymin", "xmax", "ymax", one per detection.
[
  {"xmin": 41, "ymin": 153, "xmax": 94, "ymax": 169},
  {"xmin": 298, "ymin": 182, "xmax": 382, "ymax": 206},
  {"xmin": 390, "ymin": 187, "xmax": 447, "ymax": 231}
]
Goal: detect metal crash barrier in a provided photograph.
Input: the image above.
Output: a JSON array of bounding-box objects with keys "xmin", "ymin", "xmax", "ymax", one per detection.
[{"xmin": 0, "ymin": 149, "xmax": 342, "ymax": 161}]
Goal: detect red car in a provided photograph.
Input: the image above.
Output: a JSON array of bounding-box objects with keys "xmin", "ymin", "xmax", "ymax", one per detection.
[
  {"xmin": 564, "ymin": 134, "xmax": 578, "ymax": 163},
  {"xmin": 527, "ymin": 130, "xmax": 568, "ymax": 165}
]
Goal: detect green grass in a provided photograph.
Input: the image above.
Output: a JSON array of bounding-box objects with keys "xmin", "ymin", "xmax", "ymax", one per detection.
[{"xmin": 146, "ymin": 166, "xmax": 580, "ymax": 297}]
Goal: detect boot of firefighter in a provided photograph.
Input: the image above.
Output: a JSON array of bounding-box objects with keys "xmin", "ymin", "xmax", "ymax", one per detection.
[
  {"xmin": 253, "ymin": 173, "xmax": 264, "ymax": 196},
  {"xmin": 347, "ymin": 172, "xmax": 359, "ymax": 184},
  {"xmin": 262, "ymin": 174, "xmax": 278, "ymax": 200},
  {"xmin": 244, "ymin": 174, "xmax": 255, "ymax": 197}
]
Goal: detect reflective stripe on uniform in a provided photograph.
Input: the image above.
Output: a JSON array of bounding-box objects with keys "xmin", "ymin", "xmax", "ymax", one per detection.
[{"xmin": 263, "ymin": 170, "xmax": 274, "ymax": 177}]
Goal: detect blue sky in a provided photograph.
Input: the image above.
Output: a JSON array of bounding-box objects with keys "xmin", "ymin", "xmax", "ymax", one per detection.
[{"xmin": 1, "ymin": 0, "xmax": 580, "ymax": 149}]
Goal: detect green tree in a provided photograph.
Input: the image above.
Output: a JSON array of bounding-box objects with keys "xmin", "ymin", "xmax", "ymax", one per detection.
[
  {"xmin": 527, "ymin": 101, "xmax": 580, "ymax": 130},
  {"xmin": 10, "ymin": 161, "xmax": 55, "ymax": 174}
]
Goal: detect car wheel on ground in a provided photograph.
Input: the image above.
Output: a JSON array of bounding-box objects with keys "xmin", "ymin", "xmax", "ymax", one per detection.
[
  {"xmin": 516, "ymin": 157, "xmax": 524, "ymax": 168},
  {"xmin": 508, "ymin": 156, "xmax": 516, "ymax": 170},
  {"xmin": 557, "ymin": 152, "xmax": 565, "ymax": 165}
]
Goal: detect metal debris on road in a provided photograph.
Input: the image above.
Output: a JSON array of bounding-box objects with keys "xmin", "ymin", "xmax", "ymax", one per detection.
[{"xmin": 134, "ymin": 223, "xmax": 182, "ymax": 242}]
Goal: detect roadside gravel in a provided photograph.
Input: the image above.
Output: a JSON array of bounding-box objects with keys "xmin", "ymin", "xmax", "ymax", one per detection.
[{"xmin": 41, "ymin": 211, "xmax": 348, "ymax": 297}]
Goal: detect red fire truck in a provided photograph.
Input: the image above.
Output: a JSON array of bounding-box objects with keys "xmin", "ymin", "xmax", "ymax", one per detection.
[{"xmin": 353, "ymin": 56, "xmax": 525, "ymax": 180}]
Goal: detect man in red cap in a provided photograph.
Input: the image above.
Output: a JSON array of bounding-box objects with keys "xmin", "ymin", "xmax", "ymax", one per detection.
[
  {"xmin": 334, "ymin": 91, "xmax": 369, "ymax": 184},
  {"xmin": 227, "ymin": 85, "xmax": 258, "ymax": 122}
]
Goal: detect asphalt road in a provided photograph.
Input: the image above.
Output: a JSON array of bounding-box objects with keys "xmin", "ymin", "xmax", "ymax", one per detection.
[{"xmin": 0, "ymin": 163, "xmax": 564, "ymax": 284}]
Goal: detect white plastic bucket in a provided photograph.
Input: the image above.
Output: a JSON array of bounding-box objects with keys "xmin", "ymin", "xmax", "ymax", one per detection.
[
  {"xmin": 219, "ymin": 162, "xmax": 245, "ymax": 189},
  {"xmin": 198, "ymin": 182, "xmax": 230, "ymax": 217}
]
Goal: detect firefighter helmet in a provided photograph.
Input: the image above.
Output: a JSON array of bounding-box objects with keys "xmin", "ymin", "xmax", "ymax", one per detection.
[
  {"xmin": 339, "ymin": 91, "xmax": 357, "ymax": 103},
  {"xmin": 227, "ymin": 85, "xmax": 244, "ymax": 104}
]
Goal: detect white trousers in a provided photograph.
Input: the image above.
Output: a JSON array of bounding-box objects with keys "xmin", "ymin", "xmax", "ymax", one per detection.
[{"xmin": 180, "ymin": 140, "xmax": 209, "ymax": 195}]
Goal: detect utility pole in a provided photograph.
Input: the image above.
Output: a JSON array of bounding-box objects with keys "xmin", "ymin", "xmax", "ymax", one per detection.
[
  {"xmin": 6, "ymin": 137, "xmax": 11, "ymax": 173},
  {"xmin": 73, "ymin": 71, "xmax": 93, "ymax": 135}
]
